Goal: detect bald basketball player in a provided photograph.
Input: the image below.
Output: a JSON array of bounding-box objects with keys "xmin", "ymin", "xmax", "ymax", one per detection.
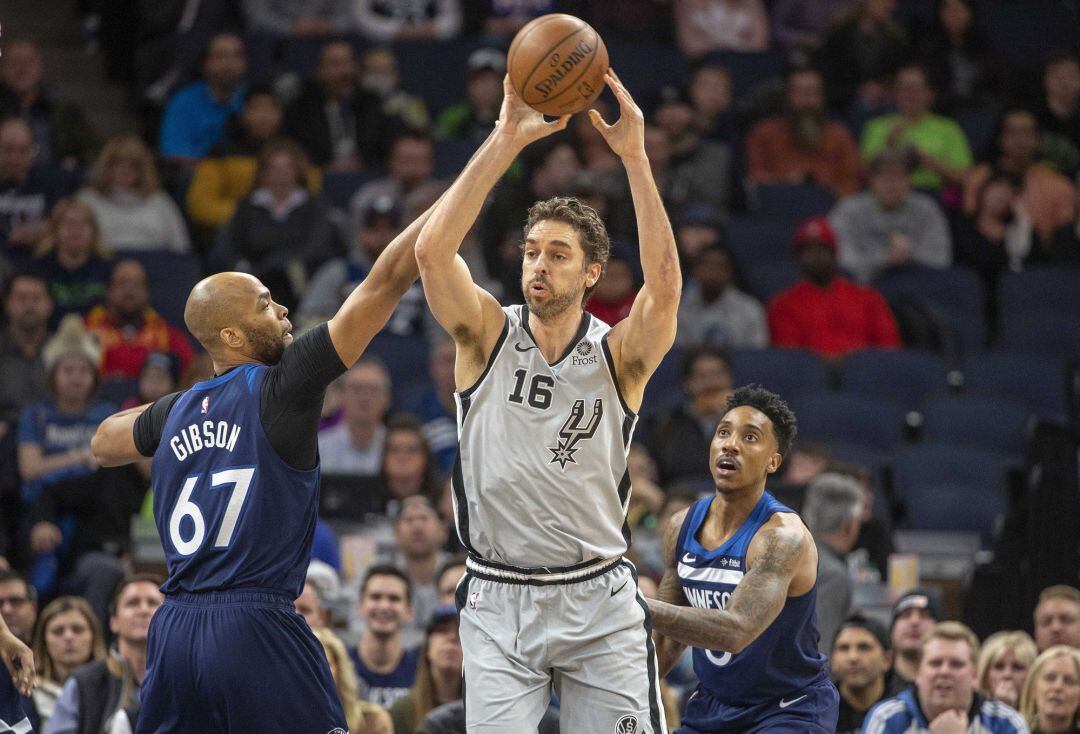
[{"xmin": 90, "ymin": 191, "xmax": 443, "ymax": 732}]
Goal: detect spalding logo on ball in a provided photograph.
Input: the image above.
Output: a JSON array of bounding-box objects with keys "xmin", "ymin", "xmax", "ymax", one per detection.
[{"xmin": 507, "ymin": 13, "xmax": 610, "ymax": 116}]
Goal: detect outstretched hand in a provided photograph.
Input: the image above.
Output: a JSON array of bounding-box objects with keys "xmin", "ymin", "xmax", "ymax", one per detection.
[
  {"xmin": 0, "ymin": 630, "xmax": 34, "ymax": 696},
  {"xmin": 495, "ymin": 75, "xmax": 570, "ymax": 150},
  {"xmin": 588, "ymin": 69, "xmax": 646, "ymax": 161}
]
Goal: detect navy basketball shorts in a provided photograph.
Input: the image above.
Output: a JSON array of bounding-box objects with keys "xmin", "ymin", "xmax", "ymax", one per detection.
[
  {"xmin": 136, "ymin": 589, "xmax": 347, "ymax": 734},
  {"xmin": 676, "ymin": 677, "xmax": 839, "ymax": 734}
]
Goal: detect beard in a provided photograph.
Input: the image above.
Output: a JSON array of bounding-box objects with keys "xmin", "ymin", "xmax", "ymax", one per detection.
[
  {"xmin": 522, "ymin": 275, "xmax": 581, "ymax": 321},
  {"xmin": 247, "ymin": 325, "xmax": 286, "ymax": 365},
  {"xmin": 788, "ymin": 109, "xmax": 827, "ymax": 152}
]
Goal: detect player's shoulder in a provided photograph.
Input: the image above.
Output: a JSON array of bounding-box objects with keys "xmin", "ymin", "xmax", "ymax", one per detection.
[{"xmin": 748, "ymin": 512, "xmax": 813, "ymax": 567}]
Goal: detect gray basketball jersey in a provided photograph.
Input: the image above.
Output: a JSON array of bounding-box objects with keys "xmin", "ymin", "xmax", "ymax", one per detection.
[{"xmin": 453, "ymin": 305, "xmax": 637, "ymax": 568}]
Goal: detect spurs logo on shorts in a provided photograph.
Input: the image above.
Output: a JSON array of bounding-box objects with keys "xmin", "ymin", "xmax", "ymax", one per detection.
[
  {"xmin": 548, "ymin": 398, "xmax": 604, "ymax": 468},
  {"xmin": 614, "ymin": 714, "xmax": 639, "ymax": 733}
]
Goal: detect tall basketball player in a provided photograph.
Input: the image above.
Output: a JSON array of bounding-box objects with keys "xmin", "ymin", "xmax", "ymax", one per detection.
[
  {"xmin": 647, "ymin": 386, "xmax": 839, "ymax": 734},
  {"xmin": 415, "ymin": 70, "xmax": 680, "ymax": 733},
  {"xmin": 88, "ymin": 193, "xmax": 443, "ymax": 732}
]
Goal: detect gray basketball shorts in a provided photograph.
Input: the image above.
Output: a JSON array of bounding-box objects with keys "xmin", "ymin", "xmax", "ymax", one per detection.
[{"xmin": 454, "ymin": 555, "xmax": 668, "ymax": 734}]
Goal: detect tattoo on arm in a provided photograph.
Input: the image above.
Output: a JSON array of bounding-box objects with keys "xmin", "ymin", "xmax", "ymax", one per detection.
[{"xmin": 647, "ymin": 525, "xmax": 805, "ymax": 654}]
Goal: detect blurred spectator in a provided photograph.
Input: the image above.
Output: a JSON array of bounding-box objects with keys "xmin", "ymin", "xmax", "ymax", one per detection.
[
  {"xmin": 379, "ymin": 419, "xmax": 442, "ymax": 508},
  {"xmin": 389, "ymin": 605, "xmax": 462, "ymax": 734},
  {"xmin": 211, "ymin": 140, "xmax": 342, "ymax": 311},
  {"xmin": 645, "ymin": 346, "xmax": 733, "ymax": 486},
  {"xmin": 677, "ymin": 245, "xmax": 768, "ymax": 349},
  {"xmin": 294, "ymin": 580, "xmax": 330, "ymax": 629},
  {"xmin": 674, "ymin": 0, "xmax": 769, "ymax": 57},
  {"xmin": 77, "ymin": 136, "xmax": 190, "ymax": 254},
  {"xmin": 354, "ymin": 0, "xmax": 463, "ymax": 42},
  {"xmin": 0, "ymin": 118, "xmax": 62, "ymax": 258},
  {"xmin": 830, "ymin": 151, "xmax": 952, "ymax": 283},
  {"xmin": 435, "ymin": 48, "xmax": 505, "ymax": 145},
  {"xmin": 318, "ymin": 359, "xmax": 391, "ymax": 478},
  {"xmin": 687, "ymin": 62, "xmax": 738, "ymax": 142},
  {"xmin": 352, "ymin": 564, "xmax": 420, "ymax": 708},
  {"xmin": 187, "ymin": 86, "xmax": 320, "ymax": 233},
  {"xmin": 771, "ymin": 0, "xmax": 852, "ymax": 50},
  {"xmin": 118, "ymin": 353, "xmax": 180, "ymax": 411},
  {"xmin": 767, "ymin": 216, "xmax": 901, "ymax": 358},
  {"xmin": 832, "ymin": 613, "xmax": 892, "ymax": 734},
  {"xmin": 283, "ymin": 40, "xmax": 399, "ymax": 171},
  {"xmin": 962, "ymin": 109, "xmax": 1076, "ymax": 247},
  {"xmin": 242, "ymin": 0, "xmax": 352, "ymax": 36},
  {"xmin": 829, "ymin": 459, "xmax": 894, "ymax": 584},
  {"xmin": 625, "ymin": 444, "xmax": 667, "ymax": 528},
  {"xmin": 802, "ymin": 472, "xmax": 862, "ymax": 655},
  {"xmin": 84, "ymin": 260, "xmax": 195, "ymax": 380},
  {"xmin": 31, "ymin": 597, "xmax": 106, "ymax": 729},
  {"xmin": 1037, "ymin": 52, "xmax": 1080, "ymax": 173},
  {"xmin": 0, "ymin": 570, "xmax": 37, "ymax": 643},
  {"xmin": 817, "ymin": 0, "xmax": 909, "ymax": 113},
  {"xmin": 312, "ymin": 625, "xmax": 394, "ymax": 734},
  {"xmin": 746, "ymin": 67, "xmax": 863, "ymax": 198},
  {"xmin": 45, "ymin": 575, "xmax": 163, "ymax": 734},
  {"xmin": 0, "ymin": 272, "xmax": 54, "ymax": 442},
  {"xmin": 33, "ymin": 198, "xmax": 111, "ymax": 326},
  {"xmin": 954, "ymin": 172, "xmax": 1030, "ymax": 297},
  {"xmin": 863, "ymin": 622, "xmax": 1028, "ymax": 734},
  {"xmin": 476, "ymin": 0, "xmax": 555, "ymax": 40},
  {"xmin": 159, "ymin": 33, "xmax": 248, "ymax": 162},
  {"xmin": 389, "ymin": 496, "xmax": 448, "ymax": 633},
  {"xmin": 569, "ymin": 97, "xmax": 620, "ymax": 174},
  {"xmin": 302, "ymin": 194, "xmax": 431, "ymax": 340},
  {"xmin": 401, "ymin": 338, "xmax": 458, "ymax": 475},
  {"xmin": 359, "ymin": 48, "xmax": 430, "ymax": 134},
  {"xmin": 977, "ymin": 631, "xmax": 1039, "ymax": 710},
  {"xmin": 350, "ymin": 132, "xmax": 438, "ymax": 230},
  {"xmin": 652, "ymin": 87, "xmax": 733, "ymax": 214},
  {"xmin": 1019, "ymin": 646, "xmax": 1080, "ymax": 734},
  {"xmin": 860, "ymin": 64, "xmax": 973, "ymax": 191},
  {"xmin": 0, "ymin": 39, "xmax": 99, "ymax": 170},
  {"xmin": 673, "ymin": 203, "xmax": 723, "ymax": 266},
  {"xmin": 770, "ymin": 441, "xmax": 831, "ymax": 510},
  {"xmin": 888, "ymin": 589, "xmax": 942, "ymax": 694},
  {"xmin": 434, "ymin": 555, "xmax": 466, "ymax": 607},
  {"xmin": 585, "ymin": 253, "xmax": 636, "ymax": 325},
  {"xmin": 915, "ymin": 0, "xmax": 1002, "ymax": 115},
  {"xmin": 1033, "ymin": 585, "xmax": 1080, "ymax": 652}
]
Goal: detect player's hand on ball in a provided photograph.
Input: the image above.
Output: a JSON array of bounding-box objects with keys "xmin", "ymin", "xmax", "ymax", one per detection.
[
  {"xmin": 0, "ymin": 630, "xmax": 34, "ymax": 696},
  {"xmin": 588, "ymin": 69, "xmax": 645, "ymax": 161},
  {"xmin": 496, "ymin": 74, "xmax": 570, "ymax": 149}
]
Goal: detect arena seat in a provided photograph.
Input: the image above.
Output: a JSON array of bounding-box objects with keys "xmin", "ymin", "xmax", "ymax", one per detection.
[
  {"xmin": 873, "ymin": 265, "xmax": 986, "ymax": 355},
  {"xmin": 744, "ymin": 260, "xmax": 799, "ymax": 303},
  {"xmin": 723, "ymin": 217, "xmax": 796, "ymax": 270},
  {"xmin": 125, "ymin": 251, "xmax": 203, "ymax": 328},
  {"xmin": 322, "ymin": 170, "xmax": 380, "ymax": 210},
  {"xmin": 998, "ymin": 308, "xmax": 1080, "ymax": 360},
  {"xmin": 728, "ymin": 348, "xmax": 828, "ymax": 398},
  {"xmin": 787, "ymin": 391, "xmax": 906, "ymax": 453},
  {"xmin": 752, "ymin": 183, "xmax": 835, "ymax": 223},
  {"xmin": 639, "ymin": 345, "xmax": 685, "ymax": 418},
  {"xmin": 919, "ymin": 394, "xmax": 1032, "ymax": 460},
  {"xmin": 960, "ymin": 352, "xmax": 1068, "ymax": 420},
  {"xmin": 999, "ymin": 267, "xmax": 1080, "ymax": 314},
  {"xmin": 838, "ymin": 349, "xmax": 947, "ymax": 412},
  {"xmin": 364, "ymin": 333, "xmax": 431, "ymax": 402}
]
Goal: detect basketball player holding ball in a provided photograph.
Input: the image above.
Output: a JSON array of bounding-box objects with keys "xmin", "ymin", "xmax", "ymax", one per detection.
[{"xmin": 415, "ymin": 19, "xmax": 680, "ymax": 734}]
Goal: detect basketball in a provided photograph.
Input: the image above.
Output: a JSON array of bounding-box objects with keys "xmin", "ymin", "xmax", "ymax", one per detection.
[{"xmin": 507, "ymin": 13, "xmax": 609, "ymax": 116}]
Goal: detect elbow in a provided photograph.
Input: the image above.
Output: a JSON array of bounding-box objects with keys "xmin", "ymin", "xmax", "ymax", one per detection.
[{"xmin": 90, "ymin": 426, "xmax": 117, "ymax": 468}]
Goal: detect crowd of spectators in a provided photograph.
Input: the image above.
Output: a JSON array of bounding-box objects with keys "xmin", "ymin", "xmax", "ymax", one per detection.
[{"xmin": 1, "ymin": 0, "xmax": 1079, "ymax": 731}]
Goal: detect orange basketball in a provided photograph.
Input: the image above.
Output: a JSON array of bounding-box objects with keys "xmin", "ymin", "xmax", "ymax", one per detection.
[{"xmin": 507, "ymin": 14, "xmax": 609, "ymax": 116}]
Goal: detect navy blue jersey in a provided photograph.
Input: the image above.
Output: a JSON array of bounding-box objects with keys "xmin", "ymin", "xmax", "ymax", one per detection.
[
  {"xmin": 151, "ymin": 365, "xmax": 319, "ymax": 597},
  {"xmin": 350, "ymin": 645, "xmax": 420, "ymax": 708},
  {"xmin": 676, "ymin": 492, "xmax": 827, "ymax": 706}
]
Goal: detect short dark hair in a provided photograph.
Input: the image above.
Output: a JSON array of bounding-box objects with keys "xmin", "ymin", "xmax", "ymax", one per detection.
[
  {"xmin": 361, "ymin": 564, "xmax": 413, "ymax": 605},
  {"xmin": 436, "ymin": 554, "xmax": 468, "ymax": 585},
  {"xmin": 723, "ymin": 386, "xmax": 797, "ymax": 457},
  {"xmin": 107, "ymin": 574, "xmax": 163, "ymax": 618},
  {"xmin": 1044, "ymin": 49, "xmax": 1080, "ymax": 73},
  {"xmin": 682, "ymin": 345, "xmax": 732, "ymax": 381},
  {"xmin": 524, "ymin": 196, "xmax": 611, "ymax": 303},
  {"xmin": 2, "ymin": 268, "xmax": 50, "ymax": 301},
  {"xmin": 0, "ymin": 570, "xmax": 35, "ymax": 603}
]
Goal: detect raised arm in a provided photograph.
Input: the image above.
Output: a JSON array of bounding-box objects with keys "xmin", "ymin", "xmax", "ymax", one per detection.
[
  {"xmin": 599, "ymin": 71, "xmax": 682, "ymax": 411},
  {"xmin": 415, "ymin": 76, "xmax": 567, "ymax": 382},
  {"xmin": 647, "ymin": 513, "xmax": 811, "ymax": 654}
]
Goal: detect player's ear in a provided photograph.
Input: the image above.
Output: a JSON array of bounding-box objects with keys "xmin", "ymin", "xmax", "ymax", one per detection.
[
  {"xmin": 219, "ymin": 326, "xmax": 244, "ymax": 349},
  {"xmin": 585, "ymin": 261, "xmax": 602, "ymax": 288},
  {"xmin": 766, "ymin": 452, "xmax": 782, "ymax": 474}
]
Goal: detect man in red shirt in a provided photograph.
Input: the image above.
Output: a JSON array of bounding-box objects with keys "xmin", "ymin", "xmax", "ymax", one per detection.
[
  {"xmin": 767, "ymin": 217, "xmax": 900, "ymax": 359},
  {"xmin": 84, "ymin": 259, "xmax": 195, "ymax": 379}
]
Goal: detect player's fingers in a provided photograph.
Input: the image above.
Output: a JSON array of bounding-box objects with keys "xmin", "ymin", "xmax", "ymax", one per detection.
[
  {"xmin": 550, "ymin": 114, "xmax": 571, "ymax": 131},
  {"xmin": 502, "ymin": 74, "xmax": 515, "ymax": 97},
  {"xmin": 588, "ymin": 108, "xmax": 610, "ymax": 133}
]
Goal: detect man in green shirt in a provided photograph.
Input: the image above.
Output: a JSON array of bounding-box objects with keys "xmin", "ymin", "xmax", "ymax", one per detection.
[{"xmin": 860, "ymin": 64, "xmax": 972, "ymax": 191}]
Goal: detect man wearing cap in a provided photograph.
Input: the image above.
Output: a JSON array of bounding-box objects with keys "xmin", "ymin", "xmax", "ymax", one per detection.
[
  {"xmin": 829, "ymin": 148, "xmax": 953, "ymax": 284},
  {"xmin": 862, "ymin": 621, "xmax": 1028, "ymax": 734},
  {"xmin": 890, "ymin": 588, "xmax": 943, "ymax": 695},
  {"xmin": 832, "ymin": 613, "xmax": 893, "ymax": 733},
  {"xmin": 436, "ymin": 48, "xmax": 505, "ymax": 144},
  {"xmin": 767, "ymin": 215, "xmax": 901, "ymax": 359}
]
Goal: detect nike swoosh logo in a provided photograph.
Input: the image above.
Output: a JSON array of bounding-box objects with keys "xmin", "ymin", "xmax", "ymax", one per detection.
[
  {"xmin": 779, "ymin": 695, "xmax": 807, "ymax": 709},
  {"xmin": 514, "ymin": 342, "xmax": 538, "ymax": 352},
  {"xmin": 681, "ymin": 553, "xmax": 697, "ymax": 564},
  {"xmin": 611, "ymin": 580, "xmax": 628, "ymax": 597}
]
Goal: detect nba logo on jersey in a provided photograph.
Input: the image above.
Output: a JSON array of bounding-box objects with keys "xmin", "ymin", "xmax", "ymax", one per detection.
[
  {"xmin": 201, "ymin": 396, "xmax": 210, "ymax": 414},
  {"xmin": 615, "ymin": 714, "xmax": 639, "ymax": 733}
]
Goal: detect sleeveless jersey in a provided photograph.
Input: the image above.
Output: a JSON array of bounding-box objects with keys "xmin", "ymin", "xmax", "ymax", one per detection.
[
  {"xmin": 151, "ymin": 365, "xmax": 319, "ymax": 596},
  {"xmin": 452, "ymin": 305, "xmax": 636, "ymax": 568},
  {"xmin": 676, "ymin": 492, "xmax": 827, "ymax": 705}
]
